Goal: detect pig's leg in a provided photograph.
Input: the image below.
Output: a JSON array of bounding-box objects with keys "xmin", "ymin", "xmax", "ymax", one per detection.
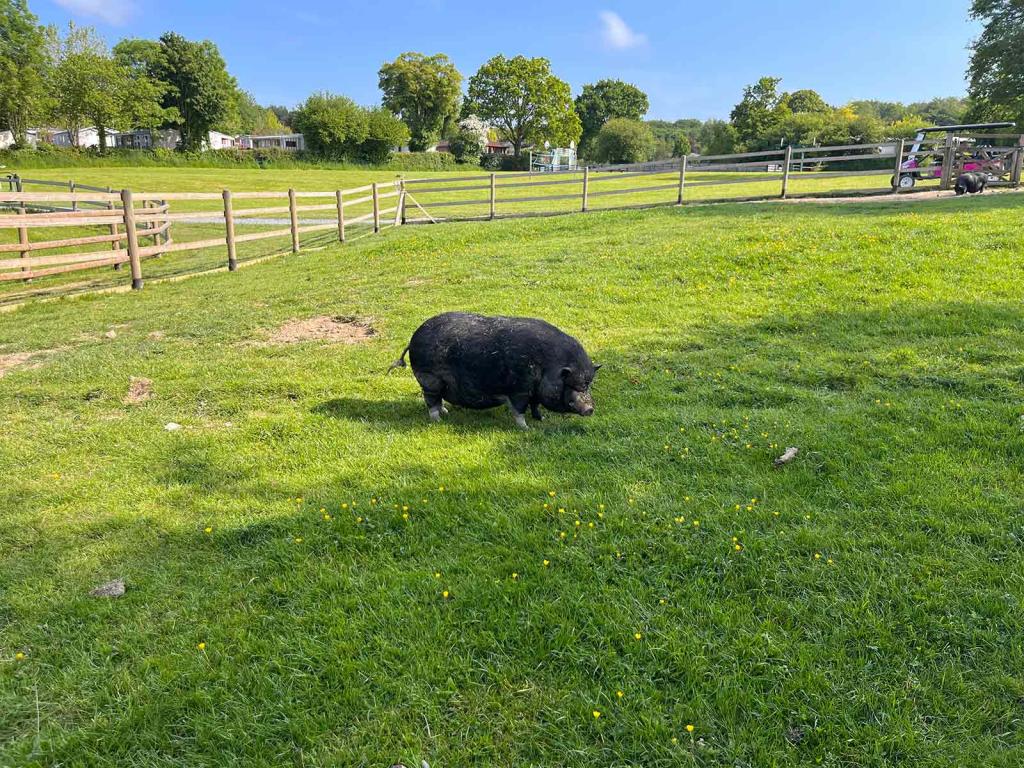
[
  {"xmin": 421, "ymin": 388, "xmax": 447, "ymax": 422},
  {"xmin": 504, "ymin": 395, "xmax": 530, "ymax": 430},
  {"xmin": 530, "ymin": 401, "xmax": 545, "ymax": 421}
]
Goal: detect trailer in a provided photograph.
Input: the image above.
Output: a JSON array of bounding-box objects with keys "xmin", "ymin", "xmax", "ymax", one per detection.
[{"xmin": 895, "ymin": 121, "xmax": 1019, "ymax": 190}]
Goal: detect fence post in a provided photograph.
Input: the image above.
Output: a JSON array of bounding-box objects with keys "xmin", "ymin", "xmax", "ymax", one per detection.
[
  {"xmin": 336, "ymin": 190, "xmax": 345, "ymax": 243},
  {"xmin": 372, "ymin": 182, "xmax": 380, "ymax": 233},
  {"xmin": 891, "ymin": 139, "xmax": 905, "ymax": 192},
  {"xmin": 106, "ymin": 189, "xmax": 121, "ymax": 270},
  {"xmin": 288, "ymin": 188, "xmax": 299, "ymax": 252},
  {"xmin": 223, "ymin": 189, "xmax": 237, "ymax": 271},
  {"xmin": 120, "ymin": 188, "xmax": 143, "ymax": 290},
  {"xmin": 780, "ymin": 145, "xmax": 793, "ymax": 199},
  {"xmin": 677, "ymin": 155, "xmax": 687, "ymax": 204},
  {"xmin": 489, "ymin": 173, "xmax": 496, "ymax": 220},
  {"xmin": 14, "ymin": 175, "xmax": 29, "ymax": 282},
  {"xmin": 939, "ymin": 134, "xmax": 955, "ymax": 191},
  {"xmin": 1011, "ymin": 136, "xmax": 1024, "ymax": 187},
  {"xmin": 398, "ymin": 179, "xmax": 406, "ymax": 225},
  {"xmin": 581, "ymin": 166, "xmax": 590, "ymax": 212},
  {"xmin": 70, "ymin": 180, "xmax": 77, "ymax": 212}
]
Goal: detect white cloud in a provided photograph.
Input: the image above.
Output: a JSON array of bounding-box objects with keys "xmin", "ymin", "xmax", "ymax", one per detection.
[
  {"xmin": 599, "ymin": 11, "xmax": 647, "ymax": 51},
  {"xmin": 53, "ymin": 0, "xmax": 138, "ymax": 26}
]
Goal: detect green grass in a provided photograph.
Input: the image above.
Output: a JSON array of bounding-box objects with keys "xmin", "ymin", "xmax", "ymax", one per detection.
[
  {"xmin": 2, "ymin": 193, "xmax": 1023, "ymax": 766},
  {"xmin": 2, "ymin": 165, "xmax": 936, "ymax": 302}
]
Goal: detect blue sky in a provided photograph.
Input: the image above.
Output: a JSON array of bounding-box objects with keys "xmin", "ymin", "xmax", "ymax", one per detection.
[{"xmin": 39, "ymin": 0, "xmax": 979, "ymax": 119}]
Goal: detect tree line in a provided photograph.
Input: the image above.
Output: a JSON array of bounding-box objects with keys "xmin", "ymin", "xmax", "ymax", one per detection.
[{"xmin": 1, "ymin": 0, "xmax": 1020, "ymax": 165}]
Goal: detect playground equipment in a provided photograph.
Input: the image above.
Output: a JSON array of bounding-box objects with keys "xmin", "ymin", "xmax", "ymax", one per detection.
[
  {"xmin": 894, "ymin": 122, "xmax": 1020, "ymax": 189},
  {"xmin": 529, "ymin": 147, "xmax": 578, "ymax": 173}
]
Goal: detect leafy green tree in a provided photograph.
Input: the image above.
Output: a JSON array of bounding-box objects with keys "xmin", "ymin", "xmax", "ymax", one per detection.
[
  {"xmin": 356, "ymin": 106, "xmax": 409, "ymax": 163},
  {"xmin": 465, "ymin": 55, "xmax": 581, "ymax": 156},
  {"xmin": 379, "ymin": 52, "xmax": 461, "ymax": 151},
  {"xmin": 967, "ymin": 0, "xmax": 1024, "ymax": 126},
  {"xmin": 783, "ymin": 89, "xmax": 830, "ymax": 114},
  {"xmin": 123, "ymin": 32, "xmax": 237, "ymax": 151},
  {"xmin": 292, "ymin": 92, "xmax": 367, "ymax": 158},
  {"xmin": 907, "ymin": 96, "xmax": 968, "ymax": 125},
  {"xmin": 672, "ymin": 134, "xmax": 691, "ymax": 156},
  {"xmin": 730, "ymin": 76, "xmax": 784, "ymax": 148},
  {"xmin": 0, "ymin": 0, "xmax": 50, "ymax": 145},
  {"xmin": 267, "ymin": 105, "xmax": 292, "ymax": 129},
  {"xmin": 50, "ymin": 23, "xmax": 169, "ymax": 151},
  {"xmin": 847, "ymin": 100, "xmax": 913, "ymax": 123},
  {"xmin": 698, "ymin": 120, "xmax": 739, "ymax": 155},
  {"xmin": 575, "ymin": 79, "xmax": 649, "ymax": 152},
  {"xmin": 592, "ymin": 118, "xmax": 654, "ymax": 164}
]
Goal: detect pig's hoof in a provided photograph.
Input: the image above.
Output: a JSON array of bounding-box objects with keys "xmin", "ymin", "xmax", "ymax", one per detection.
[
  {"xmin": 428, "ymin": 407, "xmax": 443, "ymax": 423},
  {"xmin": 513, "ymin": 414, "xmax": 529, "ymax": 430},
  {"xmin": 532, "ymin": 410, "xmax": 545, "ymax": 421},
  {"xmin": 440, "ymin": 406, "xmax": 449, "ymax": 416}
]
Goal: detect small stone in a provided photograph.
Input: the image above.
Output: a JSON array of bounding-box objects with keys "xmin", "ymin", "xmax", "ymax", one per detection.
[
  {"xmin": 90, "ymin": 579, "xmax": 125, "ymax": 598},
  {"xmin": 164, "ymin": 422, "xmax": 182, "ymax": 431},
  {"xmin": 104, "ymin": 330, "xmax": 117, "ymax": 339}
]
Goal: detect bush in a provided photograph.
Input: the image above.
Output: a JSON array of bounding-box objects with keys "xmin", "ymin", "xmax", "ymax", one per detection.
[
  {"xmin": 0, "ymin": 145, "xmax": 459, "ymax": 171},
  {"xmin": 592, "ymin": 118, "xmax": 655, "ymax": 164},
  {"xmin": 478, "ymin": 153, "xmax": 528, "ymax": 171},
  {"xmin": 387, "ymin": 151, "xmax": 458, "ymax": 171},
  {"xmin": 447, "ymin": 126, "xmax": 484, "ymax": 164}
]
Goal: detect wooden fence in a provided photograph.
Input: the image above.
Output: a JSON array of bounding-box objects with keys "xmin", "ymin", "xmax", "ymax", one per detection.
[{"xmin": 1, "ymin": 136, "xmax": 1021, "ymax": 292}]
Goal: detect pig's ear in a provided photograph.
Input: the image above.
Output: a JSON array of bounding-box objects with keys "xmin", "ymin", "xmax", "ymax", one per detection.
[
  {"xmin": 560, "ymin": 367, "xmax": 572, "ymax": 379},
  {"xmin": 593, "ymin": 364, "xmax": 602, "ymax": 374}
]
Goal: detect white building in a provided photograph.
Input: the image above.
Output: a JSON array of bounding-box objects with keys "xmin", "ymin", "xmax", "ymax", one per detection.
[
  {"xmin": 47, "ymin": 127, "xmax": 109, "ymax": 148},
  {"xmin": 206, "ymin": 131, "xmax": 237, "ymax": 150},
  {"xmin": 238, "ymin": 134, "xmax": 304, "ymax": 151},
  {"xmin": 113, "ymin": 128, "xmax": 180, "ymax": 150},
  {"xmin": 0, "ymin": 130, "xmax": 39, "ymax": 149}
]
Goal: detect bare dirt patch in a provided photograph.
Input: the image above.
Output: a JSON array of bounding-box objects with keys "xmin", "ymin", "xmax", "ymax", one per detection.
[
  {"xmin": 124, "ymin": 376, "xmax": 154, "ymax": 405},
  {"xmin": 0, "ymin": 349, "xmax": 60, "ymax": 378},
  {"xmin": 264, "ymin": 316, "xmax": 376, "ymax": 345}
]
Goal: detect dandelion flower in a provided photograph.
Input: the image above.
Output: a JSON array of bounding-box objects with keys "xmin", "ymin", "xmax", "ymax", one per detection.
[
  {"xmin": 512, "ymin": 573, "xmax": 518, "ymax": 580},
  {"xmin": 15, "ymin": 652, "xmax": 25, "ymax": 661},
  {"xmin": 548, "ymin": 491, "xmax": 556, "ymax": 497},
  {"xmin": 558, "ymin": 507, "xmax": 565, "ymax": 514},
  {"xmin": 599, "ymin": 504, "xmax": 605, "ymax": 511},
  {"xmin": 559, "ymin": 531, "xmax": 567, "ymax": 539},
  {"xmin": 323, "ymin": 514, "xmax": 332, "ymax": 521},
  {"xmin": 294, "ymin": 537, "xmax": 303, "ymax": 543},
  {"xmin": 204, "ymin": 526, "xmax": 213, "ymax": 534},
  {"xmin": 442, "ymin": 590, "xmax": 450, "ymax": 599},
  {"xmin": 814, "ymin": 553, "xmax": 822, "ymax": 560},
  {"xmin": 356, "ymin": 516, "xmax": 363, "ymax": 523},
  {"xmin": 197, "ymin": 642, "xmax": 206, "ymax": 651},
  {"xmin": 402, "ymin": 505, "xmax": 409, "ymax": 512},
  {"xmin": 827, "ymin": 558, "xmax": 834, "ymax": 564},
  {"xmin": 593, "ymin": 710, "xmax": 601, "ymax": 719},
  {"xmin": 434, "ymin": 572, "xmax": 441, "ymax": 578},
  {"xmin": 672, "ymin": 737, "xmax": 678, "ymax": 744},
  {"xmin": 402, "ymin": 513, "xmax": 410, "ymax": 521},
  {"xmin": 616, "ymin": 690, "xmax": 624, "ymax": 698},
  {"xmin": 734, "ymin": 544, "xmax": 742, "ymax": 551},
  {"xmin": 634, "ymin": 632, "xmax": 642, "ymax": 640},
  {"xmin": 544, "ymin": 503, "xmax": 550, "ymax": 510},
  {"xmin": 686, "ymin": 724, "xmax": 695, "ymax": 733},
  {"xmin": 341, "ymin": 503, "xmax": 348, "ymax": 509},
  {"xmin": 588, "ymin": 522, "xmax": 595, "ymax": 529},
  {"xmin": 693, "ymin": 520, "xmax": 700, "ymax": 527},
  {"xmin": 438, "ymin": 486, "xmax": 445, "ymax": 492},
  {"xmin": 543, "ymin": 560, "xmax": 550, "ymax": 567}
]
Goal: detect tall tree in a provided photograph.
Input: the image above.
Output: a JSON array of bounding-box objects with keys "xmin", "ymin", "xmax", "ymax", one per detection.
[
  {"xmin": 575, "ymin": 79, "xmax": 649, "ymax": 152},
  {"xmin": 783, "ymin": 89, "xmax": 830, "ymax": 114},
  {"xmin": 378, "ymin": 52, "xmax": 460, "ymax": 151},
  {"xmin": 118, "ymin": 33, "xmax": 237, "ymax": 151},
  {"xmin": 0, "ymin": 0, "xmax": 50, "ymax": 145},
  {"xmin": 967, "ymin": 0, "xmax": 1024, "ymax": 126},
  {"xmin": 730, "ymin": 76, "xmax": 784, "ymax": 148},
  {"xmin": 592, "ymin": 117, "xmax": 654, "ymax": 164},
  {"xmin": 50, "ymin": 23, "xmax": 168, "ymax": 151},
  {"xmin": 464, "ymin": 55, "xmax": 581, "ymax": 156},
  {"xmin": 292, "ymin": 92, "xmax": 368, "ymax": 157}
]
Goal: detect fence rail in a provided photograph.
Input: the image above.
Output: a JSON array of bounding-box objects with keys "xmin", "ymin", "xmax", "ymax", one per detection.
[{"xmin": 1, "ymin": 135, "xmax": 1021, "ymax": 294}]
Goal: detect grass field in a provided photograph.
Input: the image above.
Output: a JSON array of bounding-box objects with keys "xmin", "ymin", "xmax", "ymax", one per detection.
[
  {"xmin": 0, "ymin": 164, "xmax": 940, "ymax": 302},
  {"xmin": 2, "ymin": 192, "xmax": 1023, "ymax": 766}
]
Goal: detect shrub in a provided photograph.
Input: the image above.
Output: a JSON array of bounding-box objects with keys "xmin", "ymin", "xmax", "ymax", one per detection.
[
  {"xmin": 592, "ymin": 118, "xmax": 655, "ymax": 165},
  {"xmin": 447, "ymin": 126, "xmax": 484, "ymax": 164},
  {"xmin": 479, "ymin": 152, "xmax": 504, "ymax": 170},
  {"xmin": 387, "ymin": 151, "xmax": 458, "ymax": 171},
  {"xmin": 355, "ymin": 107, "xmax": 410, "ymax": 164}
]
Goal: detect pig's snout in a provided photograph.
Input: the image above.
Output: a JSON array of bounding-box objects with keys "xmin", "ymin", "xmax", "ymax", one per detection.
[{"xmin": 571, "ymin": 390, "xmax": 595, "ymax": 417}]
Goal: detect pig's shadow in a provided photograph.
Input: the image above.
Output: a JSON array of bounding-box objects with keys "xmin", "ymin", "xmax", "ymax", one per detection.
[{"xmin": 312, "ymin": 397, "xmax": 570, "ymax": 432}]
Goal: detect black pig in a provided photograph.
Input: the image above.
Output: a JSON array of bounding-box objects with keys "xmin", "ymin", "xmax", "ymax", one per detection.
[
  {"xmin": 954, "ymin": 171, "xmax": 987, "ymax": 195},
  {"xmin": 389, "ymin": 312, "xmax": 600, "ymax": 429}
]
